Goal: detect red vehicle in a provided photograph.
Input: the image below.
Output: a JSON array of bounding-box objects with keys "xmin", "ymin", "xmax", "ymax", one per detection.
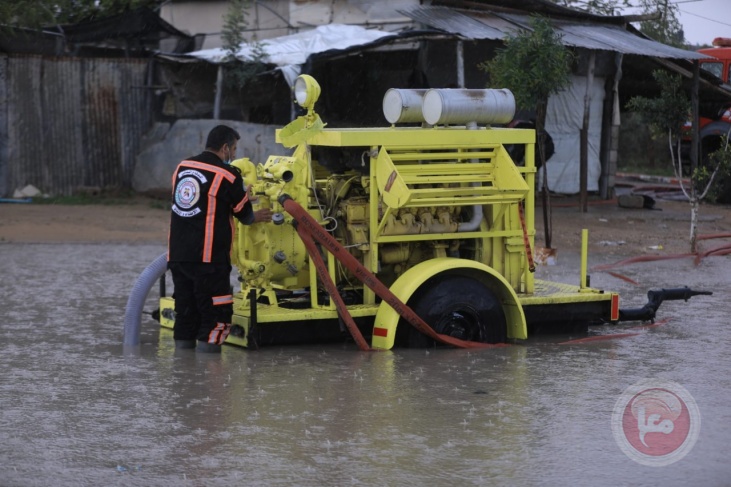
[
  {"xmin": 680, "ymin": 37, "xmax": 731, "ymax": 201},
  {"xmin": 696, "ymin": 37, "xmax": 731, "ymax": 137}
]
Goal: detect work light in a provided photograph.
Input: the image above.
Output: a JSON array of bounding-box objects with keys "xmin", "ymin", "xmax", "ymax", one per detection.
[{"xmin": 294, "ymin": 75, "xmax": 321, "ymax": 110}]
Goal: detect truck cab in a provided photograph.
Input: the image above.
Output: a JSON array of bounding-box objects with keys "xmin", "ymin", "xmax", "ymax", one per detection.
[{"xmin": 698, "ymin": 37, "xmax": 731, "ymax": 83}]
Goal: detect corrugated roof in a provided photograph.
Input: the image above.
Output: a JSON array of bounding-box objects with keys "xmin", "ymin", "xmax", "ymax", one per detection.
[
  {"xmin": 398, "ymin": 6, "xmax": 708, "ymax": 60},
  {"xmin": 399, "ymin": 6, "xmax": 514, "ymax": 40}
]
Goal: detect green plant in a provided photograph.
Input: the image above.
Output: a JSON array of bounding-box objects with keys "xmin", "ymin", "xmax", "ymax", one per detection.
[
  {"xmin": 221, "ymin": 0, "xmax": 267, "ymax": 90},
  {"xmin": 478, "ymin": 15, "xmax": 574, "ymax": 248},
  {"xmin": 628, "ymin": 70, "xmax": 731, "ymax": 252},
  {"xmin": 0, "ymin": 0, "xmax": 166, "ymax": 30}
]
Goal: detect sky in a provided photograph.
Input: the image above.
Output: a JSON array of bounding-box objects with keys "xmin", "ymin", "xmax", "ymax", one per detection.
[
  {"xmin": 674, "ymin": 0, "xmax": 731, "ymax": 46},
  {"xmin": 619, "ymin": 0, "xmax": 731, "ymax": 46},
  {"xmin": 618, "ymin": 0, "xmax": 731, "ymax": 47}
]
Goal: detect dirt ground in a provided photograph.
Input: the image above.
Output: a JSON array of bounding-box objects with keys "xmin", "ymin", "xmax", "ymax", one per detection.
[
  {"xmin": 0, "ymin": 198, "xmax": 170, "ymax": 245},
  {"xmin": 1, "ymin": 192, "xmax": 731, "ymax": 258}
]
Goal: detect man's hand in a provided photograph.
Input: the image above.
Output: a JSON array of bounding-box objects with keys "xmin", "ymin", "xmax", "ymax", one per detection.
[{"xmin": 253, "ymin": 208, "xmax": 273, "ymax": 223}]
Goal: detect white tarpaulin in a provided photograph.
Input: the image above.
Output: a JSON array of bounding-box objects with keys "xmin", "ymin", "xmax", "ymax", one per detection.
[
  {"xmin": 188, "ymin": 24, "xmax": 393, "ymax": 85},
  {"xmin": 544, "ymin": 74, "xmax": 606, "ymax": 194}
]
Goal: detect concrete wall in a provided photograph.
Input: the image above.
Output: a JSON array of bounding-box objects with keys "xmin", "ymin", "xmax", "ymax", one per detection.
[
  {"xmin": 160, "ymin": 0, "xmax": 416, "ymax": 50},
  {"xmin": 132, "ymin": 119, "xmax": 287, "ymax": 195}
]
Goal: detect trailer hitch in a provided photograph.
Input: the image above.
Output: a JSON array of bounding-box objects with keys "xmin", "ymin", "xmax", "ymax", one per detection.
[{"xmin": 618, "ymin": 287, "xmax": 712, "ymax": 322}]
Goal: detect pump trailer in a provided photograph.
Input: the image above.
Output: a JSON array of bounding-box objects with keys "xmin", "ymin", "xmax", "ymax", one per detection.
[{"xmin": 137, "ymin": 75, "xmax": 708, "ymax": 350}]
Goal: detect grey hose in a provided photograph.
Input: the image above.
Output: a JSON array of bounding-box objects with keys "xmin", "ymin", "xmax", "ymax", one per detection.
[{"xmin": 123, "ymin": 252, "xmax": 168, "ymax": 346}]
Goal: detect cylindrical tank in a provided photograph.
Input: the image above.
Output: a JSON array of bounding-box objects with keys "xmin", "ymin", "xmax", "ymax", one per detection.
[
  {"xmin": 382, "ymin": 88, "xmax": 427, "ymax": 124},
  {"xmin": 422, "ymin": 88, "xmax": 515, "ymax": 126}
]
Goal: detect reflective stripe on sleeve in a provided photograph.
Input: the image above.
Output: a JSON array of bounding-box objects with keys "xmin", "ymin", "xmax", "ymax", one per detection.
[{"xmin": 233, "ymin": 192, "xmax": 249, "ymax": 213}]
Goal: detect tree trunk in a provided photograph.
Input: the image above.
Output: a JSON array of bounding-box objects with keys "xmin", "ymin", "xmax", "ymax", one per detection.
[
  {"xmin": 689, "ymin": 197, "xmax": 699, "ymax": 253},
  {"xmin": 536, "ymin": 100, "xmax": 551, "ymax": 248}
]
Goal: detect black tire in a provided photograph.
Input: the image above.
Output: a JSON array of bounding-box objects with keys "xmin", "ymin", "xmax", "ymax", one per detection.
[{"xmin": 405, "ymin": 272, "xmax": 507, "ymax": 348}]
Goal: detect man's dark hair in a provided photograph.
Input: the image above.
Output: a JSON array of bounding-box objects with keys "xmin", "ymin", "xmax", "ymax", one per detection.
[{"xmin": 206, "ymin": 125, "xmax": 240, "ymax": 151}]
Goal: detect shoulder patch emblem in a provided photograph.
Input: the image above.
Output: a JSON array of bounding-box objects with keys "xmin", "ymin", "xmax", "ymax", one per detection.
[{"xmin": 175, "ymin": 176, "xmax": 200, "ymax": 209}]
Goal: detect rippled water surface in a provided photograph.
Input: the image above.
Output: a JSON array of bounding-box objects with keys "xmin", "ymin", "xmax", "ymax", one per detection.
[{"xmin": 1, "ymin": 243, "xmax": 729, "ymax": 486}]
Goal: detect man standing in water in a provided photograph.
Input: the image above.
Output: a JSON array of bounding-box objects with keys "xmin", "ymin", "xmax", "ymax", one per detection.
[{"xmin": 168, "ymin": 125, "xmax": 272, "ymax": 353}]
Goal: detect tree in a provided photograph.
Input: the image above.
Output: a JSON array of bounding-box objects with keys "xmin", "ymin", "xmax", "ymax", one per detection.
[
  {"xmin": 548, "ymin": 1, "xmax": 685, "ymax": 47},
  {"xmin": 628, "ymin": 70, "xmax": 731, "ymax": 253},
  {"xmin": 478, "ymin": 15, "xmax": 574, "ymax": 250},
  {"xmin": 0, "ymin": 0, "xmax": 166, "ymax": 29},
  {"xmin": 549, "ymin": 0, "xmax": 631, "ymax": 15},
  {"xmin": 221, "ymin": 0, "xmax": 267, "ymax": 90},
  {"xmin": 634, "ymin": 0, "xmax": 685, "ymax": 48}
]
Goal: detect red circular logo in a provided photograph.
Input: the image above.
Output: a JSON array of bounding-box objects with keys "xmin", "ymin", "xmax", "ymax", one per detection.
[{"xmin": 612, "ymin": 379, "xmax": 700, "ymax": 466}]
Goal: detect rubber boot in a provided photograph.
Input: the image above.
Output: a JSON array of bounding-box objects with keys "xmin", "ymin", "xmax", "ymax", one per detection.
[
  {"xmin": 196, "ymin": 341, "xmax": 222, "ymax": 353},
  {"xmin": 175, "ymin": 339, "xmax": 196, "ymax": 349}
]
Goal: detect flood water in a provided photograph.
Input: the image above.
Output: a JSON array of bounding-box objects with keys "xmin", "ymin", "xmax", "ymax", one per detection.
[{"xmin": 1, "ymin": 242, "xmax": 730, "ymax": 486}]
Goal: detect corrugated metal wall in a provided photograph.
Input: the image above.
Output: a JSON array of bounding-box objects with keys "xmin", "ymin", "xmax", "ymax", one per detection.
[{"xmin": 0, "ymin": 54, "xmax": 151, "ymax": 197}]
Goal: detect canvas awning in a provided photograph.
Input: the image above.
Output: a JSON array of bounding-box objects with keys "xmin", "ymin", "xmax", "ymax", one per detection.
[{"xmin": 184, "ymin": 24, "xmax": 400, "ymax": 85}]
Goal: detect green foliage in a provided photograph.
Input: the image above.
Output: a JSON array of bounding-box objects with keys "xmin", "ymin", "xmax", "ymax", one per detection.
[
  {"xmin": 701, "ymin": 137, "xmax": 731, "ymax": 201},
  {"xmin": 221, "ymin": 0, "xmax": 267, "ymax": 90},
  {"xmin": 548, "ymin": 1, "xmax": 686, "ymax": 47},
  {"xmin": 635, "ymin": 0, "xmax": 685, "ymax": 48},
  {"xmin": 478, "ymin": 15, "xmax": 573, "ymax": 248},
  {"xmin": 222, "ymin": 0, "xmax": 248, "ymax": 53},
  {"xmin": 626, "ymin": 70, "xmax": 689, "ymax": 140},
  {"xmin": 628, "ymin": 70, "xmax": 731, "ymax": 203},
  {"xmin": 478, "ymin": 15, "xmax": 574, "ymax": 109},
  {"xmin": 0, "ymin": 0, "xmax": 166, "ymax": 29}
]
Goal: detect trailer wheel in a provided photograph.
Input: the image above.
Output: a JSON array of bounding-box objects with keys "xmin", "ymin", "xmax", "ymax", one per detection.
[{"xmin": 406, "ymin": 273, "xmax": 507, "ymax": 348}]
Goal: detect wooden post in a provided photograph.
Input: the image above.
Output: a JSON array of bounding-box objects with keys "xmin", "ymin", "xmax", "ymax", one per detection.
[
  {"xmin": 214, "ymin": 65, "xmax": 223, "ymax": 120},
  {"xmin": 456, "ymin": 40, "xmax": 465, "ymax": 88},
  {"xmin": 690, "ymin": 60, "xmax": 699, "ymax": 176},
  {"xmin": 601, "ymin": 52, "xmax": 623, "ymax": 199},
  {"xmin": 580, "ymin": 51, "xmax": 596, "ymax": 212}
]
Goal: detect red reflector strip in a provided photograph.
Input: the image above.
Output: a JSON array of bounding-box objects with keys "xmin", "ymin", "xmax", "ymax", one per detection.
[
  {"xmin": 212, "ymin": 294, "xmax": 234, "ymax": 306},
  {"xmin": 611, "ymin": 294, "xmax": 620, "ymax": 321},
  {"xmin": 373, "ymin": 327, "xmax": 389, "ymax": 337}
]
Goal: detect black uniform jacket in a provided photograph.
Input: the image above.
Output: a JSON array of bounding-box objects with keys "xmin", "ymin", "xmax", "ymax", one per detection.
[{"xmin": 168, "ymin": 151, "xmax": 254, "ymax": 264}]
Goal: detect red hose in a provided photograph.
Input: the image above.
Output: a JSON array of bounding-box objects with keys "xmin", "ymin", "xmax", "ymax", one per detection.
[
  {"xmin": 281, "ymin": 195, "xmax": 503, "ymax": 349},
  {"xmin": 591, "ymin": 236, "xmax": 731, "ymax": 284},
  {"xmin": 697, "ymin": 233, "xmax": 731, "ymax": 241},
  {"xmin": 296, "ymin": 226, "xmax": 372, "ymax": 351}
]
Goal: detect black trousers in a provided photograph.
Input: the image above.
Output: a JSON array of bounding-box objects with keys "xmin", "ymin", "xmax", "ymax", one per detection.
[{"xmin": 168, "ymin": 262, "xmax": 233, "ymax": 344}]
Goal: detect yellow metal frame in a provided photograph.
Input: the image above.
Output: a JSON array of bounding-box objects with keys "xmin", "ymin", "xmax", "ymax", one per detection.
[{"xmin": 279, "ymin": 125, "xmax": 537, "ymax": 305}]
